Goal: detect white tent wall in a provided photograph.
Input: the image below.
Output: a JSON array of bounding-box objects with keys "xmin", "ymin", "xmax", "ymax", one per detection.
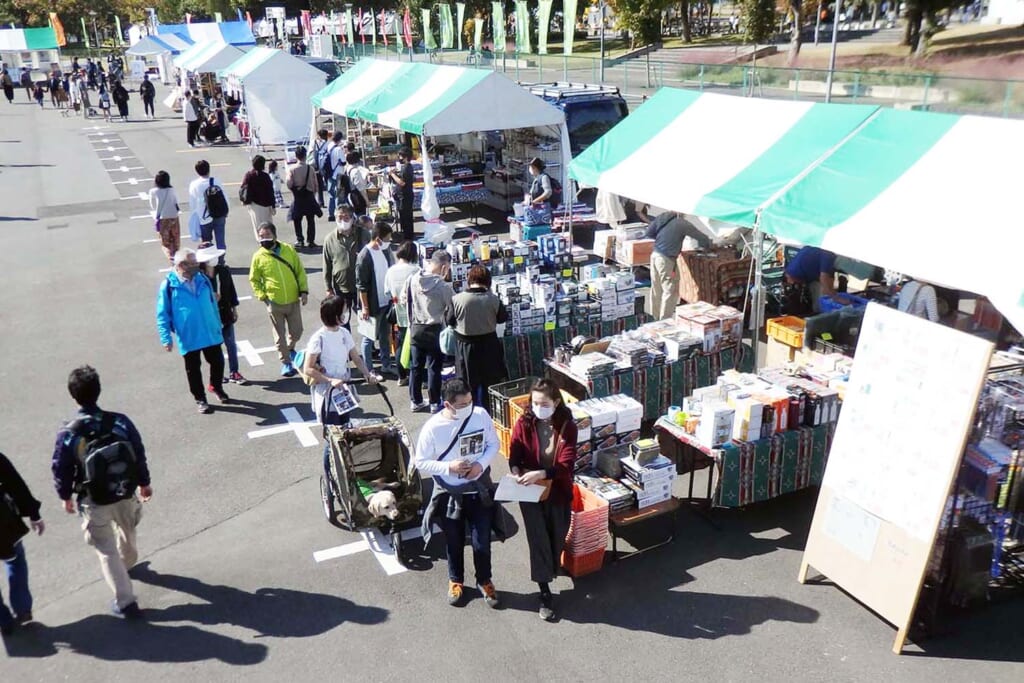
[{"xmin": 244, "ymin": 78, "xmax": 324, "ymax": 144}]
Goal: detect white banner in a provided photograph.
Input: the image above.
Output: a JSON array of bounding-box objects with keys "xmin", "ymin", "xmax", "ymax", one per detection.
[
  {"xmin": 456, "ymin": 2, "xmax": 466, "ymax": 51},
  {"xmin": 538, "ymin": 0, "xmax": 553, "ymax": 55},
  {"xmin": 563, "ymin": 0, "xmax": 578, "ymax": 55}
]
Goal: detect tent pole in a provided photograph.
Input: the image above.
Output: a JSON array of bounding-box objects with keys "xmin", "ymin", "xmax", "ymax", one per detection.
[{"xmin": 751, "ymin": 224, "xmax": 765, "ymax": 370}]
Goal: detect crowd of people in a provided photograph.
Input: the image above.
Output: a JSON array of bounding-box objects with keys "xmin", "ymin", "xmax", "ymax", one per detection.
[{"xmin": 0, "ymin": 116, "xmax": 580, "ymax": 640}]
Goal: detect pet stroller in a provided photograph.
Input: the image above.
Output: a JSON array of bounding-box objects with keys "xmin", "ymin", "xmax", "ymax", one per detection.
[{"xmin": 320, "ymin": 414, "xmax": 423, "ymax": 565}]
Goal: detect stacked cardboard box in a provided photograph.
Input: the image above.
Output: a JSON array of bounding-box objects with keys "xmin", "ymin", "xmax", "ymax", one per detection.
[{"xmin": 620, "ymin": 454, "xmax": 677, "ymax": 509}]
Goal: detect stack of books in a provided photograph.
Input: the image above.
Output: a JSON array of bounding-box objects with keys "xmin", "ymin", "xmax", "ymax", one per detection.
[{"xmin": 620, "ymin": 455, "xmax": 676, "ymax": 509}]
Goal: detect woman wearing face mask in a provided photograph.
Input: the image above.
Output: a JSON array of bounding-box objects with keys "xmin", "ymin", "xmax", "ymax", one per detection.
[
  {"xmin": 447, "ymin": 265, "xmax": 508, "ymax": 407},
  {"xmin": 508, "ymin": 378, "xmax": 578, "ymax": 622}
]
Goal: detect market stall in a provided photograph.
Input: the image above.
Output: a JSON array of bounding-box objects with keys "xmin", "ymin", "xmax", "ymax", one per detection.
[
  {"xmin": 0, "ymin": 27, "xmax": 58, "ymax": 71},
  {"xmin": 126, "ymin": 34, "xmax": 194, "ymax": 84},
  {"xmin": 156, "ymin": 21, "xmax": 256, "ymax": 46},
  {"xmin": 310, "ymin": 58, "xmax": 571, "ymax": 223},
  {"xmin": 173, "ymin": 41, "xmax": 244, "ymax": 103},
  {"xmin": 220, "ymin": 47, "xmax": 327, "ymax": 146}
]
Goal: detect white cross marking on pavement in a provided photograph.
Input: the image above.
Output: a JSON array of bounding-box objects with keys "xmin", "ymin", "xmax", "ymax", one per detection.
[
  {"xmin": 111, "ymin": 178, "xmax": 139, "ymax": 185},
  {"xmin": 84, "ymin": 126, "xmax": 108, "ymax": 131},
  {"xmin": 137, "ymin": 191, "xmax": 148, "ymax": 200},
  {"xmin": 98, "ymin": 155, "xmax": 133, "ymax": 161},
  {"xmin": 113, "ymin": 166, "xmax": 143, "ymax": 173},
  {"xmin": 233, "ymin": 340, "xmax": 275, "ymax": 367},
  {"xmin": 157, "ymin": 267, "xmax": 172, "ymax": 273},
  {"xmin": 105, "ymin": 146, "xmax": 128, "ymax": 151},
  {"xmin": 247, "ymin": 407, "xmax": 319, "ymax": 447},
  {"xmin": 313, "ymin": 527, "xmax": 430, "ymax": 575},
  {"xmin": 143, "ymin": 238, "xmax": 160, "ymax": 244},
  {"xmin": 237, "ymin": 295, "xmax": 252, "ymax": 301}
]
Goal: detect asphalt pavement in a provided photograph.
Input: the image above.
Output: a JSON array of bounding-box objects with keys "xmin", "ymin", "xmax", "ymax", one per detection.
[{"xmin": 0, "ymin": 82, "xmax": 1020, "ymax": 682}]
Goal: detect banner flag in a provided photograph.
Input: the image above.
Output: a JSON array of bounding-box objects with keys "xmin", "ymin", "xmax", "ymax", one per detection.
[
  {"xmin": 456, "ymin": 3, "xmax": 465, "ymax": 50},
  {"xmin": 491, "ymin": 2, "xmax": 505, "ymax": 53},
  {"xmin": 538, "ymin": 0, "xmax": 553, "ymax": 54}
]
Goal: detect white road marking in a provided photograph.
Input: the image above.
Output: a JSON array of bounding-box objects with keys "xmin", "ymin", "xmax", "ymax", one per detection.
[
  {"xmin": 210, "ymin": 162, "xmax": 232, "ymax": 167},
  {"xmin": 98, "ymin": 155, "xmax": 134, "ymax": 161},
  {"xmin": 157, "ymin": 267, "xmax": 172, "ymax": 273},
  {"xmin": 247, "ymin": 407, "xmax": 319, "ymax": 447},
  {"xmin": 131, "ymin": 214, "xmax": 153, "ymax": 219},
  {"xmin": 143, "ymin": 238, "xmax": 160, "ymax": 243},
  {"xmin": 111, "ymin": 178, "xmax": 140, "ymax": 185},
  {"xmin": 84, "ymin": 126, "xmax": 109, "ymax": 131},
  {"xmin": 313, "ymin": 526, "xmax": 433, "ymax": 574},
  {"xmin": 111, "ymin": 165, "xmax": 144, "ymax": 173},
  {"xmin": 234, "ymin": 340, "xmax": 275, "ymax": 367},
  {"xmin": 237, "ymin": 295, "xmax": 252, "ymax": 301},
  {"xmin": 313, "ymin": 539, "xmax": 370, "ymax": 562}
]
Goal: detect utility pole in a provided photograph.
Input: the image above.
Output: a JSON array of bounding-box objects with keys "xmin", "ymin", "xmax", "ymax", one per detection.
[
  {"xmin": 824, "ymin": 0, "xmax": 842, "ymax": 103},
  {"xmin": 599, "ymin": 1, "xmax": 606, "ymax": 83}
]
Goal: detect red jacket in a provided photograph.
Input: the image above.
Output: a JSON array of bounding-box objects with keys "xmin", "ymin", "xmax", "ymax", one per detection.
[{"xmin": 508, "ymin": 405, "xmax": 578, "ymax": 507}]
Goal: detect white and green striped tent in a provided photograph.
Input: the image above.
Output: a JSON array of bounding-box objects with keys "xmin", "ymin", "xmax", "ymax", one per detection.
[
  {"xmin": 0, "ymin": 27, "xmax": 58, "ymax": 51},
  {"xmin": 569, "ymin": 88, "xmax": 1024, "ymax": 335},
  {"xmin": 173, "ymin": 41, "xmax": 244, "ymax": 74},
  {"xmin": 312, "ymin": 59, "xmax": 570, "ymax": 171}
]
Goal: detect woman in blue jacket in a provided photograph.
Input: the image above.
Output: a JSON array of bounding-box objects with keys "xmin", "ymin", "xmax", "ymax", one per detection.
[{"xmin": 156, "ymin": 249, "xmax": 228, "ymax": 414}]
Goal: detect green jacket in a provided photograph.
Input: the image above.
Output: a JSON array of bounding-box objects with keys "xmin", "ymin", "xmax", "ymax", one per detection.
[
  {"xmin": 323, "ymin": 226, "xmax": 370, "ymax": 295},
  {"xmin": 249, "ymin": 242, "xmax": 308, "ymax": 305}
]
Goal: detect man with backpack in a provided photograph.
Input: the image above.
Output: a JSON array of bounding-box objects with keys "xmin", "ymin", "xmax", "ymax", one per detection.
[
  {"xmin": 325, "ymin": 131, "xmax": 349, "ymax": 219},
  {"xmin": 52, "ymin": 366, "xmax": 152, "ymax": 620},
  {"xmin": 188, "ymin": 159, "xmax": 230, "ymax": 261},
  {"xmin": 312, "ymin": 128, "xmax": 330, "ymax": 209}
]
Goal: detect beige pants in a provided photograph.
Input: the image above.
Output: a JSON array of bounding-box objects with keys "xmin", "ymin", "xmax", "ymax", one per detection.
[
  {"xmin": 268, "ymin": 300, "xmax": 304, "ymax": 363},
  {"xmin": 248, "ymin": 204, "xmax": 276, "ymax": 239},
  {"xmin": 81, "ymin": 497, "xmax": 143, "ymax": 609},
  {"xmin": 650, "ymin": 251, "xmax": 680, "ymax": 320}
]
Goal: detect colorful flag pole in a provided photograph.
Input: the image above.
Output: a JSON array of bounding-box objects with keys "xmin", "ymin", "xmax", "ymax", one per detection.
[
  {"xmin": 358, "ymin": 8, "xmax": 364, "ymax": 44},
  {"xmin": 473, "ymin": 17, "xmax": 483, "ymax": 51},
  {"xmin": 422, "ymin": 9, "xmax": 436, "ymax": 49},
  {"xmin": 439, "ymin": 4, "xmax": 454, "ymax": 49},
  {"xmin": 403, "ymin": 8, "xmax": 413, "ymax": 48},
  {"xmin": 380, "ymin": 8, "xmax": 388, "ymax": 46},
  {"xmin": 491, "ymin": 2, "xmax": 506, "ymax": 53},
  {"xmin": 237, "ymin": 8, "xmax": 244, "ymax": 22},
  {"xmin": 515, "ymin": 0, "xmax": 531, "ymax": 53},
  {"xmin": 538, "ymin": 0, "xmax": 553, "ymax": 54},
  {"xmin": 49, "ymin": 13, "xmax": 67, "ymax": 47},
  {"xmin": 114, "ymin": 16, "xmax": 124, "ymax": 46},
  {"xmin": 345, "ymin": 8, "xmax": 355, "ymax": 45},
  {"xmin": 80, "ymin": 17, "xmax": 90, "ymax": 48},
  {"xmin": 369, "ymin": 11, "xmax": 377, "ymax": 46},
  {"xmin": 563, "ymin": 0, "xmax": 578, "ymax": 54},
  {"xmin": 456, "ymin": 3, "xmax": 465, "ymax": 51}
]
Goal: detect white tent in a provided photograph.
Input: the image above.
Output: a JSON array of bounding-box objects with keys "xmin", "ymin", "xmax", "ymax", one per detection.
[
  {"xmin": 174, "ymin": 41, "xmax": 244, "ymax": 74},
  {"xmin": 219, "ymin": 47, "xmax": 327, "ymax": 145}
]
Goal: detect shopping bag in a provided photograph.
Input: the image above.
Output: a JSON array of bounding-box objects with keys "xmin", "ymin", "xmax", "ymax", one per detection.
[{"xmin": 400, "ymin": 325, "xmax": 412, "ymax": 370}]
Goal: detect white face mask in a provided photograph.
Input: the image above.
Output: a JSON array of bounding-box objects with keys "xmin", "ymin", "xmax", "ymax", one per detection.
[
  {"xmin": 338, "ymin": 220, "xmax": 352, "ymax": 233},
  {"xmin": 451, "ymin": 404, "xmax": 473, "ymax": 421},
  {"xmin": 533, "ymin": 403, "xmax": 555, "ymax": 420}
]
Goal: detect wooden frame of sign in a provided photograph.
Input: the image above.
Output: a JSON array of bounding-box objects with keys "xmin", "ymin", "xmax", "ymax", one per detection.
[{"xmin": 798, "ymin": 303, "xmax": 993, "ymax": 654}]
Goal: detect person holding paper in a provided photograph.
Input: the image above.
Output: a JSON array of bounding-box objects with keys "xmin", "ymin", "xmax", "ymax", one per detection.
[
  {"xmin": 508, "ymin": 378, "xmax": 578, "ymax": 622},
  {"xmin": 416, "ymin": 378, "xmax": 503, "ymax": 609}
]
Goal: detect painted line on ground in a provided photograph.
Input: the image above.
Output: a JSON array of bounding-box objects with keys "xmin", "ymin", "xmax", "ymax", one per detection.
[
  {"xmin": 101, "ymin": 146, "xmax": 129, "ymax": 151},
  {"xmin": 247, "ymin": 407, "xmax": 319, "ymax": 447},
  {"xmin": 237, "ymin": 295, "xmax": 252, "ymax": 301},
  {"xmin": 98, "ymin": 155, "xmax": 135, "ymax": 161},
  {"xmin": 210, "ymin": 162, "xmax": 232, "ymax": 167},
  {"xmin": 107, "ymin": 166, "xmax": 144, "ymax": 173},
  {"xmin": 143, "ymin": 238, "xmax": 160, "ymax": 243},
  {"xmin": 223, "ymin": 181, "xmax": 241, "ymax": 187},
  {"xmin": 313, "ymin": 526, "xmax": 434, "ymax": 574},
  {"xmin": 111, "ymin": 178, "xmax": 140, "ymax": 185},
  {"xmin": 234, "ymin": 339, "xmax": 275, "ymax": 367},
  {"xmin": 157, "ymin": 267, "xmax": 172, "ymax": 273}
]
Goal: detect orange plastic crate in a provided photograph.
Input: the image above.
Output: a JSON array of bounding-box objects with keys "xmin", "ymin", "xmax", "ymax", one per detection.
[
  {"xmin": 766, "ymin": 315, "xmax": 806, "ymax": 348},
  {"xmin": 561, "ymin": 548, "xmax": 606, "ymax": 577},
  {"xmin": 494, "ymin": 421, "xmax": 512, "ymax": 459},
  {"xmin": 508, "ymin": 391, "xmax": 579, "ymax": 430}
]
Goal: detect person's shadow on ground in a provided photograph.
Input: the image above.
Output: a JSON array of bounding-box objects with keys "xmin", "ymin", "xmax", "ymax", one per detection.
[{"xmin": 3, "ymin": 563, "xmax": 389, "ymax": 663}]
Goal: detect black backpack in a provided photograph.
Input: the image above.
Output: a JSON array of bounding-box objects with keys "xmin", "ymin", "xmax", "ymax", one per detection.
[
  {"xmin": 204, "ymin": 178, "xmax": 229, "ymax": 219},
  {"xmin": 321, "ymin": 145, "xmax": 337, "ymax": 177},
  {"xmin": 548, "ymin": 174, "xmax": 563, "ymax": 208},
  {"xmin": 69, "ymin": 413, "xmax": 139, "ymax": 505}
]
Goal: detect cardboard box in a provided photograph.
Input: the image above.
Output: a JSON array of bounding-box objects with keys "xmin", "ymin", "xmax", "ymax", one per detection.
[
  {"xmin": 696, "ymin": 402, "xmax": 735, "ymax": 448},
  {"xmin": 682, "ymin": 314, "xmax": 722, "ymax": 353},
  {"xmin": 615, "ymin": 238, "xmax": 655, "ymax": 266},
  {"xmin": 610, "ymin": 395, "xmax": 644, "ymax": 433},
  {"xmin": 593, "ymin": 230, "xmax": 616, "ymax": 260},
  {"xmin": 617, "ymin": 289, "xmax": 636, "ymax": 306},
  {"xmin": 610, "ymin": 270, "xmax": 635, "ymax": 291},
  {"xmin": 765, "ymin": 337, "xmax": 798, "ymax": 367}
]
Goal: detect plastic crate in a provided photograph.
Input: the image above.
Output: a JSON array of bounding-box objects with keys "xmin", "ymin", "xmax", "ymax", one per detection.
[
  {"xmin": 508, "ymin": 391, "xmax": 580, "ymax": 431},
  {"xmin": 819, "ymin": 293, "xmax": 868, "ymax": 313},
  {"xmin": 560, "ymin": 548, "xmax": 606, "ymax": 577},
  {"xmin": 766, "ymin": 316, "xmax": 806, "ymax": 348},
  {"xmin": 488, "ymin": 377, "xmax": 540, "ymax": 429},
  {"xmin": 494, "ymin": 421, "xmax": 512, "ymax": 459}
]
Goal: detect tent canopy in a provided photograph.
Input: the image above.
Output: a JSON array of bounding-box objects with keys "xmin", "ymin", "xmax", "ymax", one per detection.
[
  {"xmin": 219, "ymin": 47, "xmax": 324, "ymax": 84},
  {"xmin": 127, "ymin": 34, "xmax": 194, "ymax": 56},
  {"xmin": 568, "ymin": 86, "xmax": 1024, "ymax": 336},
  {"xmin": 0, "ymin": 27, "xmax": 58, "ymax": 51},
  {"xmin": 312, "ymin": 58, "xmax": 567, "ymax": 138},
  {"xmin": 157, "ymin": 21, "xmax": 255, "ymax": 46},
  {"xmin": 174, "ymin": 41, "xmax": 244, "ymax": 73}
]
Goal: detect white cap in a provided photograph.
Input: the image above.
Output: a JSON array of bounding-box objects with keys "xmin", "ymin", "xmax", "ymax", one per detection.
[{"xmin": 173, "ymin": 248, "xmax": 196, "ymax": 265}]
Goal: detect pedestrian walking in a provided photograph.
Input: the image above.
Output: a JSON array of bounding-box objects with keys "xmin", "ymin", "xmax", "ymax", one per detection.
[
  {"xmin": 157, "ymin": 249, "xmax": 229, "ymax": 413},
  {"xmin": 19, "ymin": 67, "xmax": 31, "ymax": 100},
  {"xmin": 417, "ymin": 378, "xmax": 503, "ymax": 608},
  {"xmin": 48, "ymin": 72, "xmax": 60, "ymax": 107},
  {"xmin": 139, "ymin": 74, "xmax": 155, "ymax": 119},
  {"xmin": 447, "ymin": 265, "xmax": 508, "ymax": 407},
  {"xmin": 188, "ymin": 159, "xmax": 230, "ymax": 257},
  {"xmin": 268, "ymin": 159, "xmax": 285, "ymax": 209},
  {"xmin": 183, "ymin": 89, "xmax": 201, "ymax": 147},
  {"xmin": 77, "ymin": 76, "xmax": 92, "ymax": 117},
  {"xmin": 2, "ymin": 69, "xmax": 14, "ymax": 103},
  {"xmin": 32, "ymin": 82, "xmax": 43, "ymax": 108},
  {"xmin": 240, "ymin": 155, "xmax": 276, "ymax": 238},
  {"xmin": 508, "ymin": 378, "xmax": 577, "ymax": 621},
  {"xmin": 249, "ymin": 223, "xmax": 309, "ymax": 377},
  {"xmin": 322, "ymin": 204, "xmax": 369, "ymax": 322},
  {"xmin": 111, "ymin": 79, "xmax": 129, "ymax": 122},
  {"xmin": 389, "ymin": 147, "xmax": 416, "ymax": 241},
  {"xmin": 52, "ymin": 365, "xmax": 152, "ymax": 620},
  {"xmin": 356, "ymin": 220, "xmax": 395, "ymax": 379},
  {"xmin": 384, "ymin": 240, "xmax": 421, "ymax": 387},
  {"xmin": 287, "ymin": 145, "xmax": 321, "ymax": 249},
  {"xmin": 312, "ymin": 128, "xmax": 330, "ymax": 208},
  {"xmin": 196, "ymin": 244, "xmax": 248, "ymax": 385},
  {"xmin": 0, "ymin": 452, "xmax": 44, "ymax": 636},
  {"xmin": 98, "ymin": 84, "xmax": 111, "ymax": 121},
  {"xmin": 403, "ymin": 250, "xmax": 454, "ymax": 412},
  {"xmin": 325, "ymin": 131, "xmax": 348, "ymax": 219},
  {"xmin": 149, "ymin": 171, "xmax": 181, "ymax": 265},
  {"xmin": 346, "ymin": 152, "xmax": 371, "ymax": 216}
]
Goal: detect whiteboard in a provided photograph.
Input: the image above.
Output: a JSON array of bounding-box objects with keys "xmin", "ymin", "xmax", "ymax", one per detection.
[{"xmin": 800, "ymin": 302, "xmax": 993, "ymax": 653}]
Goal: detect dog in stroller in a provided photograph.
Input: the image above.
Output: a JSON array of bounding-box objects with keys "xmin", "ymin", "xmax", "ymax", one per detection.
[{"xmin": 200, "ymin": 106, "xmax": 230, "ymax": 144}]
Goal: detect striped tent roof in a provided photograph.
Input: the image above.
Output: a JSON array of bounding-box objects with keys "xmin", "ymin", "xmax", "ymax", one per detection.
[
  {"xmin": 0, "ymin": 27, "xmax": 58, "ymax": 51},
  {"xmin": 311, "ymin": 58, "xmax": 566, "ymax": 137},
  {"xmin": 568, "ymin": 87, "xmax": 1024, "ymax": 334},
  {"xmin": 157, "ymin": 21, "xmax": 255, "ymax": 46},
  {"xmin": 127, "ymin": 33, "xmax": 194, "ymax": 56},
  {"xmin": 173, "ymin": 41, "xmax": 243, "ymax": 73}
]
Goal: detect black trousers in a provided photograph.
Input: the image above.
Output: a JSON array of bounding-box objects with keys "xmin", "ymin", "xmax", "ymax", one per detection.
[
  {"xmin": 519, "ymin": 500, "xmax": 571, "ymax": 584},
  {"xmin": 143, "ymin": 97, "xmax": 155, "ymax": 117},
  {"xmin": 183, "ymin": 344, "xmax": 224, "ymax": 402},
  {"xmin": 293, "ymin": 212, "xmax": 316, "ymax": 244},
  {"xmin": 186, "ymin": 120, "xmax": 200, "ymax": 146},
  {"xmin": 398, "ymin": 201, "xmax": 414, "ymax": 241}
]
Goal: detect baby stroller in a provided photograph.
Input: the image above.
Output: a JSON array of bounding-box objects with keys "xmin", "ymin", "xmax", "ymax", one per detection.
[{"xmin": 321, "ymin": 411, "xmax": 423, "ymax": 565}]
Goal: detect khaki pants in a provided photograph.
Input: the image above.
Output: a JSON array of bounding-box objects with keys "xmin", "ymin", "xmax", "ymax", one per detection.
[
  {"xmin": 81, "ymin": 497, "xmax": 142, "ymax": 609},
  {"xmin": 248, "ymin": 204, "xmax": 276, "ymax": 239},
  {"xmin": 650, "ymin": 251, "xmax": 680, "ymax": 320},
  {"xmin": 268, "ymin": 300, "xmax": 303, "ymax": 363}
]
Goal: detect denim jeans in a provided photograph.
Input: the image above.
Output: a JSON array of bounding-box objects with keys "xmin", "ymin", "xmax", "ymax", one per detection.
[
  {"xmin": 440, "ymin": 494, "xmax": 493, "ymax": 584},
  {"xmin": 223, "ymin": 323, "xmax": 239, "ymax": 375},
  {"xmin": 327, "ymin": 176, "xmax": 339, "ymax": 218},
  {"xmin": 360, "ymin": 309, "xmax": 393, "ymax": 374},
  {"xmin": 410, "ymin": 343, "xmax": 443, "ymax": 406},
  {"xmin": 200, "ymin": 216, "xmax": 227, "ymax": 260},
  {"xmin": 0, "ymin": 542, "xmax": 32, "ymax": 626}
]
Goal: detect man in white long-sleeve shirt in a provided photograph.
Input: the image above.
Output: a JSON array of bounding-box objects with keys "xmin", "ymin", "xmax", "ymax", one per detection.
[{"xmin": 416, "ymin": 378, "xmax": 501, "ymax": 608}]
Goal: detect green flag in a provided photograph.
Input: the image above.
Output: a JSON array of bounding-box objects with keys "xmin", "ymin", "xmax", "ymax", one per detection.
[
  {"xmin": 114, "ymin": 15, "xmax": 125, "ymax": 47},
  {"xmin": 456, "ymin": 2, "xmax": 465, "ymax": 50},
  {"xmin": 538, "ymin": 0, "xmax": 553, "ymax": 54},
  {"xmin": 422, "ymin": 9, "xmax": 437, "ymax": 49},
  {"xmin": 491, "ymin": 2, "xmax": 505, "ymax": 53},
  {"xmin": 563, "ymin": 0, "xmax": 578, "ymax": 55},
  {"xmin": 515, "ymin": 0, "xmax": 531, "ymax": 54},
  {"xmin": 215, "ymin": 12, "xmax": 223, "ymax": 23},
  {"xmin": 473, "ymin": 17, "xmax": 483, "ymax": 51},
  {"xmin": 80, "ymin": 17, "xmax": 90, "ymax": 48},
  {"xmin": 440, "ymin": 4, "xmax": 454, "ymax": 49}
]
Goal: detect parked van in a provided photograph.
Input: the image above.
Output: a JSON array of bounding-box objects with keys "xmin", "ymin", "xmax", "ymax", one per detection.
[{"xmin": 523, "ymin": 82, "xmax": 629, "ymax": 156}]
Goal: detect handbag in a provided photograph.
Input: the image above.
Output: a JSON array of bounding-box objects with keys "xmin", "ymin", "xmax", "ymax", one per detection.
[
  {"xmin": 399, "ymin": 325, "xmax": 412, "ymax": 370},
  {"xmin": 411, "ymin": 323, "xmax": 441, "ymax": 348},
  {"xmin": 439, "ymin": 325, "xmax": 457, "ymax": 356}
]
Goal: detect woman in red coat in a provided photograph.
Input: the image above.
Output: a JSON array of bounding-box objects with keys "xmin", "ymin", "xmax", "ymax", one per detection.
[{"xmin": 508, "ymin": 378, "xmax": 577, "ymax": 621}]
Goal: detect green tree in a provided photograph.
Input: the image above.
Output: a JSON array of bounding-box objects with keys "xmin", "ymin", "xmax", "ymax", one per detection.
[
  {"xmin": 610, "ymin": 0, "xmax": 667, "ymax": 47},
  {"xmin": 740, "ymin": 0, "xmax": 775, "ymax": 43}
]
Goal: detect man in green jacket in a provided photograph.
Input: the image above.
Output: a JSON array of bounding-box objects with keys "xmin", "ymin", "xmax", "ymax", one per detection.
[
  {"xmin": 322, "ymin": 205, "xmax": 370, "ymax": 327},
  {"xmin": 249, "ymin": 222, "xmax": 309, "ymax": 377}
]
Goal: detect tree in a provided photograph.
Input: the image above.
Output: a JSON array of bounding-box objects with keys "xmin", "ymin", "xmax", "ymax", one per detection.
[
  {"xmin": 610, "ymin": 0, "xmax": 668, "ymax": 47},
  {"xmin": 740, "ymin": 0, "xmax": 775, "ymax": 43},
  {"xmin": 680, "ymin": 0, "xmax": 691, "ymax": 43},
  {"xmin": 787, "ymin": 0, "xmax": 801, "ymax": 64}
]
